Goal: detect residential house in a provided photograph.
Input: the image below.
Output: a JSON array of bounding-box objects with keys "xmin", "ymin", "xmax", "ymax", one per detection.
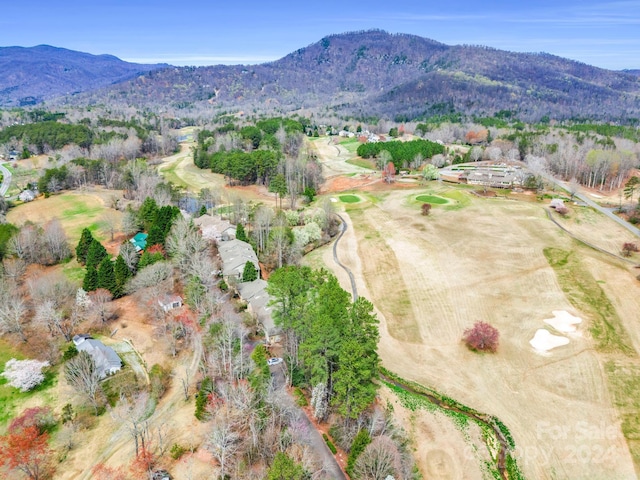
[
  {"xmin": 72, "ymin": 334, "xmax": 122, "ymax": 379},
  {"xmin": 237, "ymin": 279, "xmax": 280, "ymax": 343},
  {"xmin": 217, "ymin": 239, "xmax": 260, "ymax": 281},
  {"xmin": 18, "ymin": 189, "xmax": 36, "ymax": 202},
  {"xmin": 193, "ymin": 214, "xmax": 236, "ymax": 242}
]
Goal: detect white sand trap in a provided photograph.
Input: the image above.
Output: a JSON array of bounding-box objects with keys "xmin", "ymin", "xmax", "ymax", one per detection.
[
  {"xmin": 330, "ymin": 197, "xmax": 338, "ymax": 202},
  {"xmin": 530, "ymin": 329, "xmax": 570, "ymax": 352},
  {"xmin": 544, "ymin": 310, "xmax": 582, "ymax": 333}
]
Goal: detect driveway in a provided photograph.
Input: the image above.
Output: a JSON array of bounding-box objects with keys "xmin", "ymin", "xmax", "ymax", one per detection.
[{"xmin": 269, "ymin": 364, "xmax": 347, "ymax": 480}]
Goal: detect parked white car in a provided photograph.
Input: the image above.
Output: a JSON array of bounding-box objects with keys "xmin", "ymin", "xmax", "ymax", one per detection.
[{"xmin": 267, "ymin": 357, "xmax": 283, "ymax": 366}]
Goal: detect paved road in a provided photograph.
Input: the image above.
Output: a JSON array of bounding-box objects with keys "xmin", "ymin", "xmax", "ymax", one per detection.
[
  {"xmin": 333, "ymin": 213, "xmax": 358, "ymax": 301},
  {"xmin": 543, "ymin": 173, "xmax": 640, "ymax": 238},
  {"xmin": 270, "ymin": 364, "xmax": 347, "ymax": 480},
  {"xmin": 0, "ymin": 162, "xmax": 11, "ymax": 196}
]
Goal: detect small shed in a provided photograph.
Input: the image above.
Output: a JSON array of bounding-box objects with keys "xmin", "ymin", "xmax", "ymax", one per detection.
[
  {"xmin": 158, "ymin": 294, "xmax": 183, "ymax": 312},
  {"xmin": 130, "ymin": 232, "xmax": 148, "ymax": 252}
]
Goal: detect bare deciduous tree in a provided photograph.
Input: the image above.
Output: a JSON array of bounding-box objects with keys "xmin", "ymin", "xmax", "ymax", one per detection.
[
  {"xmin": 98, "ymin": 211, "xmax": 120, "ymax": 242},
  {"xmin": 89, "ymin": 289, "xmax": 114, "ymax": 325},
  {"xmin": 354, "ymin": 435, "xmax": 402, "ymax": 480},
  {"xmin": 65, "ymin": 351, "xmax": 103, "ymax": 414},
  {"xmin": 0, "ymin": 282, "xmax": 27, "ymax": 341},
  {"xmin": 206, "ymin": 409, "xmax": 241, "ymax": 479}
]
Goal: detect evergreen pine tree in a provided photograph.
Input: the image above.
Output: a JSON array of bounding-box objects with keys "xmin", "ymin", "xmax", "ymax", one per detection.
[
  {"xmin": 138, "ymin": 197, "xmax": 158, "ymax": 231},
  {"xmin": 82, "ymin": 265, "xmax": 98, "ymax": 292},
  {"xmin": 97, "ymin": 257, "xmax": 117, "ymax": 295},
  {"xmin": 75, "ymin": 228, "xmax": 94, "ymax": 264},
  {"xmin": 146, "ymin": 224, "xmax": 164, "ymax": 248},
  {"xmin": 236, "ymin": 222, "xmax": 247, "ymax": 242},
  {"xmin": 86, "ymin": 239, "xmax": 107, "ymax": 269},
  {"xmin": 114, "ymin": 255, "xmax": 130, "ymax": 298},
  {"xmin": 242, "ymin": 261, "xmax": 258, "ymax": 282}
]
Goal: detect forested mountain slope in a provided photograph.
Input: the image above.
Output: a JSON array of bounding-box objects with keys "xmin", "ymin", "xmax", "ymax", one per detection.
[{"xmin": 0, "ymin": 45, "xmax": 167, "ymax": 107}]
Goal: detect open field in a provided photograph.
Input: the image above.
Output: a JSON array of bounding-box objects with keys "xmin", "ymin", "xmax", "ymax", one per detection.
[
  {"xmin": 306, "ymin": 184, "xmax": 640, "ymax": 479},
  {"xmin": 6, "ymin": 189, "xmax": 122, "ymax": 245}
]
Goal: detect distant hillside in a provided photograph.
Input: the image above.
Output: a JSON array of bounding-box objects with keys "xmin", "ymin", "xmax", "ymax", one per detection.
[
  {"xmin": 11, "ymin": 31, "xmax": 640, "ymax": 122},
  {"xmin": 75, "ymin": 30, "xmax": 639, "ymax": 122},
  {"xmin": 0, "ymin": 45, "xmax": 168, "ymax": 106}
]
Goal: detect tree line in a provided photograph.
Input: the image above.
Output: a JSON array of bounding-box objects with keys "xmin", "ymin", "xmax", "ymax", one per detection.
[{"xmin": 356, "ymin": 138, "xmax": 445, "ymax": 170}]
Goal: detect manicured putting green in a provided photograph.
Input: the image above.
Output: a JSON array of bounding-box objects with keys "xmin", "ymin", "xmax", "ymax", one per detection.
[
  {"xmin": 416, "ymin": 195, "xmax": 448, "ymax": 204},
  {"xmin": 339, "ymin": 195, "xmax": 361, "ymax": 203}
]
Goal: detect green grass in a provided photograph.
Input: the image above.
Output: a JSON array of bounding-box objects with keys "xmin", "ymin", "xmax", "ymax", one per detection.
[
  {"xmin": 339, "ymin": 194, "xmax": 361, "ymax": 203},
  {"xmin": 543, "ymin": 247, "xmax": 633, "ymax": 354},
  {"xmin": 441, "ymin": 189, "xmax": 471, "ymax": 209},
  {"xmin": 416, "ymin": 194, "xmax": 448, "ymax": 204},
  {"xmin": 60, "ymin": 196, "xmax": 104, "ymax": 219},
  {"xmin": 341, "ymin": 138, "xmax": 361, "ymax": 153},
  {"xmin": 61, "ymin": 260, "xmax": 85, "ymax": 283},
  {"xmin": 346, "ymin": 158, "xmax": 376, "ymax": 170}
]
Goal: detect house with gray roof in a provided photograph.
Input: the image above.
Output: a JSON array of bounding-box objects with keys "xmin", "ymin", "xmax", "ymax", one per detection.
[
  {"xmin": 72, "ymin": 334, "xmax": 122, "ymax": 379},
  {"xmin": 193, "ymin": 215, "xmax": 236, "ymax": 242},
  {"xmin": 217, "ymin": 239, "xmax": 260, "ymax": 281},
  {"xmin": 237, "ymin": 279, "xmax": 280, "ymax": 343}
]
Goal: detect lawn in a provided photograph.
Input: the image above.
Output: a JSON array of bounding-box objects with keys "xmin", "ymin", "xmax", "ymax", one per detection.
[
  {"xmin": 6, "ymin": 191, "xmax": 119, "ymax": 245},
  {"xmin": 346, "ymin": 158, "xmax": 376, "ymax": 170}
]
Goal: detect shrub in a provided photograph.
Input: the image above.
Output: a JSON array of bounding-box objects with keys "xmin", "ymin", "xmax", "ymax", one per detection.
[
  {"xmin": 195, "ymin": 377, "xmax": 214, "ymax": 421},
  {"xmin": 62, "ymin": 344, "xmax": 78, "ymax": 361},
  {"xmin": 170, "ymin": 443, "xmax": 187, "ymax": 460},
  {"xmin": 463, "ymin": 321, "xmax": 500, "ymax": 353},
  {"xmin": 293, "ymin": 387, "xmax": 308, "ymax": 406},
  {"xmin": 149, "ymin": 364, "xmax": 170, "ymax": 400},
  {"xmin": 421, "ymin": 203, "xmax": 432, "ymax": 216},
  {"xmin": 323, "ymin": 433, "xmax": 337, "ymax": 454},
  {"xmin": 622, "ymin": 242, "xmax": 638, "ymax": 257},
  {"xmin": 555, "ymin": 206, "xmax": 569, "ymax": 216}
]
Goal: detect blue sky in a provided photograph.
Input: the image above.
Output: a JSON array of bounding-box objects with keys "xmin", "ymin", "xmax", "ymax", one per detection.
[{"xmin": 1, "ymin": 0, "xmax": 638, "ymax": 70}]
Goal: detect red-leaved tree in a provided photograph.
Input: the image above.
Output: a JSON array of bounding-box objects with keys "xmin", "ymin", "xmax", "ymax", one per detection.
[
  {"xmin": 0, "ymin": 425, "xmax": 53, "ymax": 480},
  {"xmin": 463, "ymin": 321, "xmax": 500, "ymax": 353}
]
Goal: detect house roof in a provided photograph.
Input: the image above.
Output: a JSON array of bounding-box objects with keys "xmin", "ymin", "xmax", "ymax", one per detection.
[
  {"xmin": 218, "ymin": 239, "xmax": 259, "ymax": 277},
  {"xmin": 236, "ymin": 279, "xmax": 278, "ymax": 336},
  {"xmin": 74, "ymin": 337, "xmax": 122, "ymax": 379},
  {"xmin": 193, "ymin": 215, "xmax": 235, "ymax": 241},
  {"xmin": 158, "ymin": 293, "xmax": 182, "ymax": 306},
  {"xmin": 130, "ymin": 232, "xmax": 148, "ymax": 251}
]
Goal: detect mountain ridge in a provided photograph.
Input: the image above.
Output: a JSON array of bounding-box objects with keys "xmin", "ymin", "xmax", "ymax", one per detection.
[
  {"xmin": 0, "ymin": 44, "xmax": 168, "ymax": 107},
  {"xmin": 3, "ymin": 31, "xmax": 640, "ymax": 121}
]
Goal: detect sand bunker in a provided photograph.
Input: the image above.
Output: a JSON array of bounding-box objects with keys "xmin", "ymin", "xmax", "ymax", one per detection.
[
  {"xmin": 544, "ymin": 310, "xmax": 582, "ymax": 333},
  {"xmin": 530, "ymin": 329, "xmax": 570, "ymax": 352}
]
